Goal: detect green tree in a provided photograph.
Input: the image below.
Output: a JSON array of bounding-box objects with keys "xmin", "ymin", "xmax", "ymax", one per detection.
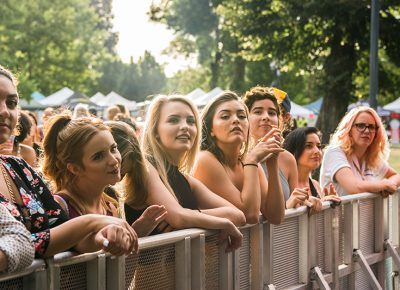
[
  {"xmin": 216, "ymin": 0, "xmax": 400, "ymax": 142},
  {"xmin": 0, "ymin": 0, "xmax": 111, "ymax": 98}
]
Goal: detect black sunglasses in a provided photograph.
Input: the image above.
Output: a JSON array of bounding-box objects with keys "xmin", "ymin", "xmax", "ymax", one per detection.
[{"xmin": 353, "ymin": 123, "xmax": 378, "ymax": 133}]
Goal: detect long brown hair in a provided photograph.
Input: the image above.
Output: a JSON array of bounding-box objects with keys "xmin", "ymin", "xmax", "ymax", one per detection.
[{"xmin": 107, "ymin": 121, "xmax": 148, "ymax": 209}]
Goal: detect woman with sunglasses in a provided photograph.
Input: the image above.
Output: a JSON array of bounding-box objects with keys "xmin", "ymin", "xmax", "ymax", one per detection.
[{"xmin": 320, "ymin": 106, "xmax": 400, "ymax": 196}]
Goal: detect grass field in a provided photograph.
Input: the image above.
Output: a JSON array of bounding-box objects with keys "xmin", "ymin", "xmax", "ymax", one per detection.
[{"xmin": 389, "ymin": 144, "xmax": 400, "ymax": 172}]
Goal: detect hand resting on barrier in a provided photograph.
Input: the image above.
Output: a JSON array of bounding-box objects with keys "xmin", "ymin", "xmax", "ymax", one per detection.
[
  {"xmin": 95, "ymin": 223, "xmax": 138, "ymax": 256},
  {"xmin": 218, "ymin": 221, "xmax": 243, "ymax": 253}
]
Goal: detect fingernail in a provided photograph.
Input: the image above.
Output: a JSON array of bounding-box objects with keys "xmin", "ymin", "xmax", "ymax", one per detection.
[{"xmin": 103, "ymin": 239, "xmax": 110, "ymax": 248}]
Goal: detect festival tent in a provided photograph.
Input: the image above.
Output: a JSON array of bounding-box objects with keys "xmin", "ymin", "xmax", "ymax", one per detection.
[
  {"xmin": 90, "ymin": 92, "xmax": 106, "ymax": 104},
  {"xmin": 290, "ymin": 101, "xmax": 314, "ymax": 118},
  {"xmin": 31, "ymin": 91, "xmax": 45, "ymax": 101},
  {"xmin": 186, "ymin": 88, "xmax": 206, "ymax": 101},
  {"xmin": 194, "ymin": 87, "xmax": 223, "ymax": 107},
  {"xmin": 97, "ymin": 91, "xmax": 136, "ymax": 110},
  {"xmin": 39, "ymin": 87, "xmax": 74, "ymax": 106},
  {"xmin": 19, "ymin": 98, "xmax": 47, "ymax": 110},
  {"xmin": 62, "ymin": 92, "xmax": 99, "ymax": 109},
  {"xmin": 383, "ymin": 97, "xmax": 400, "ymax": 113},
  {"xmin": 304, "ymin": 97, "xmax": 322, "ymax": 114}
]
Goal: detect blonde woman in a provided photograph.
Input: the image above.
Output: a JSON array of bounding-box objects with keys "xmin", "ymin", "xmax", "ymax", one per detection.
[
  {"xmin": 320, "ymin": 106, "xmax": 400, "ymax": 196},
  {"xmin": 141, "ymin": 94, "xmax": 244, "ymax": 252}
]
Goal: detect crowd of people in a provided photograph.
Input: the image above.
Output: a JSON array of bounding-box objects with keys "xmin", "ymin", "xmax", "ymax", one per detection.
[{"xmin": 0, "ymin": 64, "xmax": 399, "ymax": 274}]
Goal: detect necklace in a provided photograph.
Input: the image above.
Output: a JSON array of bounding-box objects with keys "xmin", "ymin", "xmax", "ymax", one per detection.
[{"xmin": 0, "ymin": 163, "xmax": 16, "ymax": 204}]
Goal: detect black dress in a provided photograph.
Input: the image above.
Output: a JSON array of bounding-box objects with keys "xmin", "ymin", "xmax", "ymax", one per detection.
[{"xmin": 122, "ymin": 164, "xmax": 199, "ymax": 235}]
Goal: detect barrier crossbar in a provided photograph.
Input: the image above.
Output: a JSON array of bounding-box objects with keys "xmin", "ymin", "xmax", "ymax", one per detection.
[{"xmin": 0, "ymin": 191, "xmax": 399, "ymax": 290}]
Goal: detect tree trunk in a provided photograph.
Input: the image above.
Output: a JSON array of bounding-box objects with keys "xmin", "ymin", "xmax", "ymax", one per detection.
[
  {"xmin": 317, "ymin": 29, "xmax": 357, "ymax": 144},
  {"xmin": 230, "ymin": 56, "xmax": 246, "ymax": 93}
]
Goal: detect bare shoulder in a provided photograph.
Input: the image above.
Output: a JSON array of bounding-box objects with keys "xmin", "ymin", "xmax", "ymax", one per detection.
[
  {"xmin": 193, "ymin": 151, "xmax": 224, "ymax": 177},
  {"xmin": 278, "ymin": 150, "xmax": 296, "ymax": 164},
  {"xmin": 19, "ymin": 144, "xmax": 37, "ymax": 167}
]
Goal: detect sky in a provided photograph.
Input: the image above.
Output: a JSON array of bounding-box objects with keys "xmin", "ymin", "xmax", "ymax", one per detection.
[{"xmin": 112, "ymin": 0, "xmax": 195, "ymax": 77}]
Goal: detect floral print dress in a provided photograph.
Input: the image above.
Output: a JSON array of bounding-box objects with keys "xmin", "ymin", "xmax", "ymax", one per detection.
[{"xmin": 0, "ymin": 156, "xmax": 68, "ymax": 258}]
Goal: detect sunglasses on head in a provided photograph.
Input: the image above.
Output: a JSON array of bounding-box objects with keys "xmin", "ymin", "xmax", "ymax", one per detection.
[{"xmin": 353, "ymin": 123, "xmax": 378, "ymax": 133}]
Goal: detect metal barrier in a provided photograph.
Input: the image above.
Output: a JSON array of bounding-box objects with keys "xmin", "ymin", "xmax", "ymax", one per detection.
[{"xmin": 1, "ymin": 191, "xmax": 399, "ymax": 289}]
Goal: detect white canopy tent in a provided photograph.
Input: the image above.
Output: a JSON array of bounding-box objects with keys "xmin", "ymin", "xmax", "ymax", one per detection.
[
  {"xmin": 186, "ymin": 88, "xmax": 206, "ymax": 101},
  {"xmin": 194, "ymin": 87, "xmax": 223, "ymax": 107},
  {"xmin": 290, "ymin": 101, "xmax": 314, "ymax": 118},
  {"xmin": 90, "ymin": 92, "xmax": 106, "ymax": 103},
  {"xmin": 383, "ymin": 97, "xmax": 400, "ymax": 113},
  {"xmin": 40, "ymin": 87, "xmax": 74, "ymax": 106},
  {"xmin": 97, "ymin": 91, "xmax": 136, "ymax": 110}
]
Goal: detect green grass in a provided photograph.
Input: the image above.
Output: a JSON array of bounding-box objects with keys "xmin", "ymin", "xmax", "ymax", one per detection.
[{"xmin": 389, "ymin": 144, "xmax": 400, "ymax": 172}]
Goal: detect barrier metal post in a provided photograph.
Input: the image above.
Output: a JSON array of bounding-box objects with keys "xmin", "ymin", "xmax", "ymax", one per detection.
[
  {"xmin": 106, "ymin": 255, "xmax": 125, "ymax": 290},
  {"xmin": 175, "ymin": 237, "xmax": 191, "ymax": 290},
  {"xmin": 191, "ymin": 234, "xmax": 206, "ymax": 290}
]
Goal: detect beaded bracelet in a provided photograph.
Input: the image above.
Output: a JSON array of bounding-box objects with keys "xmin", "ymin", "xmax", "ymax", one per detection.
[{"xmin": 243, "ymin": 163, "xmax": 258, "ymax": 167}]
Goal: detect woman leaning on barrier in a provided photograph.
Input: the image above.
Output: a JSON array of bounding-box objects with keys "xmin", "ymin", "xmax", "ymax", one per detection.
[
  {"xmin": 193, "ymin": 91, "xmax": 285, "ymax": 225},
  {"xmin": 283, "ymin": 127, "xmax": 341, "ymax": 213},
  {"xmin": 41, "ymin": 113, "xmax": 145, "ymax": 255},
  {"xmin": 320, "ymin": 106, "xmax": 400, "ymax": 196},
  {"xmin": 139, "ymin": 94, "xmax": 244, "ymax": 252},
  {"xmin": 0, "ymin": 65, "xmax": 137, "ymax": 258},
  {"xmin": 0, "ymin": 203, "xmax": 34, "ymax": 273}
]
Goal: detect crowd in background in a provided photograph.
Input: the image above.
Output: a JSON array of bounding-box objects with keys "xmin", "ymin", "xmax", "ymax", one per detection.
[{"xmin": 0, "ymin": 64, "xmax": 399, "ymax": 275}]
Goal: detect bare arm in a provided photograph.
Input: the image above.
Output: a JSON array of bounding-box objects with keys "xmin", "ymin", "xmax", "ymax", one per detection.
[
  {"xmin": 186, "ymin": 175, "xmax": 246, "ymax": 226},
  {"xmin": 44, "ymin": 214, "xmax": 137, "ymax": 257},
  {"xmin": 262, "ymin": 157, "xmax": 285, "ymax": 224},
  {"xmin": 386, "ymin": 167, "xmax": 400, "ymax": 188},
  {"xmin": 193, "ymin": 151, "xmax": 261, "ymax": 224},
  {"xmin": 335, "ymin": 167, "xmax": 397, "ymax": 195}
]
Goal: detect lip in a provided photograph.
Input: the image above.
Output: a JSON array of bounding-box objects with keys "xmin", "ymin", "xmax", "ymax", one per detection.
[
  {"xmin": 0, "ymin": 123, "xmax": 10, "ymax": 129},
  {"xmin": 176, "ymin": 134, "xmax": 191, "ymax": 140},
  {"xmin": 230, "ymin": 126, "xmax": 242, "ymax": 133}
]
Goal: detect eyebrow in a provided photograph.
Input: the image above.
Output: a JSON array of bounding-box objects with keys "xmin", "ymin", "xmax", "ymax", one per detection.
[
  {"xmin": 252, "ymin": 106, "xmax": 276, "ymax": 111},
  {"xmin": 6, "ymin": 94, "xmax": 18, "ymax": 99},
  {"xmin": 218, "ymin": 109, "xmax": 245, "ymax": 114}
]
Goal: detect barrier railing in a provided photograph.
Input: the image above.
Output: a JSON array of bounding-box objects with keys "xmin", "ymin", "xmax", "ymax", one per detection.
[{"xmin": 1, "ymin": 191, "xmax": 399, "ymax": 290}]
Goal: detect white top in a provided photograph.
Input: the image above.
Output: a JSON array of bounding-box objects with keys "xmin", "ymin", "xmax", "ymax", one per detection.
[{"xmin": 319, "ymin": 145, "xmax": 388, "ymax": 196}]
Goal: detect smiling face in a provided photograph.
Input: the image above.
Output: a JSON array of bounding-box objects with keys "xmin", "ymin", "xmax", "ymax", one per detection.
[
  {"xmin": 350, "ymin": 112, "xmax": 377, "ymax": 150},
  {"xmin": 157, "ymin": 101, "xmax": 197, "ymax": 162},
  {"xmin": 248, "ymin": 98, "xmax": 279, "ymax": 140},
  {"xmin": 211, "ymin": 100, "xmax": 249, "ymax": 146},
  {"xmin": 72, "ymin": 130, "xmax": 122, "ymax": 188},
  {"xmin": 0, "ymin": 76, "xmax": 18, "ymax": 144},
  {"xmin": 298, "ymin": 132, "xmax": 322, "ymax": 171}
]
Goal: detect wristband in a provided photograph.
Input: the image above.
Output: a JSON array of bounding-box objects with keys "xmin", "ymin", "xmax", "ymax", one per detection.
[{"xmin": 243, "ymin": 163, "xmax": 258, "ymax": 167}]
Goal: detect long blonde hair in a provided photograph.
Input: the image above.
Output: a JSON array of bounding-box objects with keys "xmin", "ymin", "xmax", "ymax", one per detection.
[
  {"xmin": 141, "ymin": 95, "xmax": 201, "ymax": 198},
  {"xmin": 328, "ymin": 106, "xmax": 389, "ymax": 169}
]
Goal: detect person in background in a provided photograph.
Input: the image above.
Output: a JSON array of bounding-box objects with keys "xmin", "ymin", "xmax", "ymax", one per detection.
[
  {"xmin": 72, "ymin": 103, "xmax": 90, "ymax": 119},
  {"xmin": 0, "ymin": 64, "xmax": 137, "ymax": 258},
  {"xmin": 193, "ymin": 91, "xmax": 285, "ymax": 224},
  {"xmin": 141, "ymin": 94, "xmax": 244, "ymax": 251},
  {"xmin": 320, "ymin": 106, "xmax": 400, "ymax": 196},
  {"xmin": 14, "ymin": 111, "xmax": 37, "ymax": 166},
  {"xmin": 243, "ymin": 86, "xmax": 315, "ymax": 210},
  {"xmin": 106, "ymin": 105, "xmax": 121, "ymax": 121},
  {"xmin": 283, "ymin": 127, "xmax": 341, "ymax": 212},
  {"xmin": 0, "ymin": 203, "xmax": 34, "ymax": 273},
  {"xmin": 116, "ymin": 104, "xmax": 130, "ymax": 118}
]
